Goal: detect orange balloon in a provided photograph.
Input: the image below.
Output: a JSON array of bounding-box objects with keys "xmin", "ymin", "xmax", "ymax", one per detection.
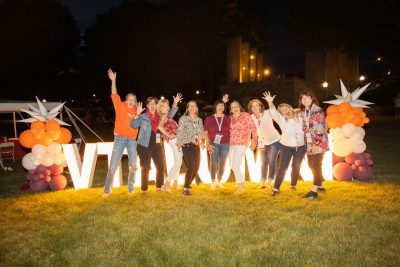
[
  {"xmin": 338, "ymin": 103, "xmax": 352, "ymax": 113},
  {"xmin": 55, "ymin": 128, "xmax": 72, "ymax": 144},
  {"xmin": 45, "ymin": 120, "xmax": 61, "ymax": 132},
  {"xmin": 363, "ymin": 117, "xmax": 370, "ymax": 124},
  {"xmin": 31, "ymin": 121, "xmax": 45, "ymax": 132},
  {"xmin": 49, "ymin": 129, "xmax": 61, "ymax": 140},
  {"xmin": 360, "ymin": 112, "xmax": 366, "ymax": 118},
  {"xmin": 327, "ymin": 105, "xmax": 339, "ymax": 114},
  {"xmin": 326, "ymin": 113, "xmax": 345, "ymax": 128},
  {"xmin": 19, "ymin": 130, "xmax": 38, "ymax": 148},
  {"xmin": 38, "ymin": 132, "xmax": 54, "ymax": 146},
  {"xmin": 349, "ymin": 115, "xmax": 363, "ymax": 126},
  {"xmin": 353, "ymin": 107, "xmax": 363, "ymax": 114}
]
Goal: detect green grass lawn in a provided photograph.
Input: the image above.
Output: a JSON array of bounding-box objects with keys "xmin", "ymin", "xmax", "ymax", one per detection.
[{"xmin": 0, "ymin": 117, "xmax": 399, "ymax": 266}]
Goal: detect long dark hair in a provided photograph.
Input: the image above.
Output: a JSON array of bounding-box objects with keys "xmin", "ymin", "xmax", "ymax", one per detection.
[{"xmin": 299, "ymin": 90, "xmax": 320, "ymax": 110}]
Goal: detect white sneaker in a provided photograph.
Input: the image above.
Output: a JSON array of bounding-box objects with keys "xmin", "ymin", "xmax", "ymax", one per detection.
[
  {"xmin": 216, "ymin": 181, "xmax": 224, "ymax": 189},
  {"xmin": 103, "ymin": 193, "xmax": 110, "ymax": 198},
  {"xmin": 211, "ymin": 182, "xmax": 216, "ymax": 190},
  {"xmin": 128, "ymin": 191, "xmax": 135, "ymax": 195}
]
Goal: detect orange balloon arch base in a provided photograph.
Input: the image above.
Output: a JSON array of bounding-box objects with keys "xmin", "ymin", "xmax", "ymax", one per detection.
[
  {"xmin": 19, "ymin": 120, "xmax": 72, "ymax": 148},
  {"xmin": 326, "ymin": 103, "xmax": 370, "ymax": 128}
]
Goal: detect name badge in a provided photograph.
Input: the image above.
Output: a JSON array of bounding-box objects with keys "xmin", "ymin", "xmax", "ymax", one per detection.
[
  {"xmin": 257, "ymin": 137, "xmax": 265, "ymax": 149},
  {"xmin": 214, "ymin": 134, "xmax": 222, "ymax": 144},
  {"xmin": 156, "ymin": 133, "xmax": 161, "ymax": 144},
  {"xmin": 305, "ymin": 133, "xmax": 313, "ymax": 144}
]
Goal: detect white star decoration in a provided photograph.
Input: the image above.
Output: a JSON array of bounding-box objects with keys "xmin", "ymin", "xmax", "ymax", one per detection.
[
  {"xmin": 18, "ymin": 97, "xmax": 70, "ymax": 126},
  {"xmin": 323, "ymin": 79, "xmax": 374, "ymax": 108}
]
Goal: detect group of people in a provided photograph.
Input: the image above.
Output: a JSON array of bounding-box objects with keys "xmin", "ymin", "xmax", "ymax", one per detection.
[{"xmin": 103, "ymin": 69, "xmax": 329, "ymax": 199}]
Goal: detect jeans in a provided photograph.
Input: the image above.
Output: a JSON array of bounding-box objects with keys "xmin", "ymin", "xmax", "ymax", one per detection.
[
  {"xmin": 209, "ymin": 142, "xmax": 229, "ymax": 182},
  {"xmin": 137, "ymin": 132, "xmax": 165, "ymax": 191},
  {"xmin": 229, "ymin": 145, "xmax": 247, "ymax": 184},
  {"xmin": 274, "ymin": 145, "xmax": 306, "ymax": 191},
  {"xmin": 182, "ymin": 143, "xmax": 201, "ymax": 189},
  {"xmin": 307, "ymin": 153, "xmax": 324, "ymax": 187},
  {"xmin": 260, "ymin": 141, "xmax": 280, "ymax": 181},
  {"xmin": 166, "ymin": 138, "xmax": 183, "ymax": 182},
  {"xmin": 104, "ymin": 135, "xmax": 137, "ymax": 194}
]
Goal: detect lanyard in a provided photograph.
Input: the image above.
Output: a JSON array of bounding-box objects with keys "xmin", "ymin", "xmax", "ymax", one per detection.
[
  {"xmin": 305, "ymin": 109, "xmax": 311, "ymax": 129},
  {"xmin": 214, "ymin": 115, "xmax": 224, "ymax": 132}
]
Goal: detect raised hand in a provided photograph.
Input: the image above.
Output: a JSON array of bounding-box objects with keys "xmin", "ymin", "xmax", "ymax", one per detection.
[
  {"xmin": 262, "ymin": 91, "xmax": 275, "ymax": 103},
  {"xmin": 222, "ymin": 94, "xmax": 229, "ymax": 103},
  {"xmin": 108, "ymin": 68, "xmax": 116, "ymax": 82},
  {"xmin": 173, "ymin": 93, "xmax": 183, "ymax": 107},
  {"xmin": 136, "ymin": 102, "xmax": 146, "ymax": 115}
]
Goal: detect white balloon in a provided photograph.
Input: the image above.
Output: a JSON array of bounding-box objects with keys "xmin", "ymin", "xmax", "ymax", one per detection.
[
  {"xmin": 47, "ymin": 142, "xmax": 62, "ymax": 154},
  {"xmin": 342, "ymin": 123, "xmax": 356, "ymax": 138},
  {"xmin": 22, "ymin": 153, "xmax": 36, "ymax": 170},
  {"xmin": 42, "ymin": 154, "xmax": 54, "ymax": 167},
  {"xmin": 355, "ymin": 127, "xmax": 365, "ymax": 138},
  {"xmin": 32, "ymin": 144, "xmax": 47, "ymax": 156},
  {"xmin": 332, "ymin": 137, "xmax": 353, "ymax": 157},
  {"xmin": 33, "ymin": 160, "xmax": 41, "ymax": 166},
  {"xmin": 351, "ymin": 137, "xmax": 366, "ymax": 153}
]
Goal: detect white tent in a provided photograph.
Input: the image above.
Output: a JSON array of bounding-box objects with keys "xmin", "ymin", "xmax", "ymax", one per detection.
[{"xmin": 0, "ymin": 100, "xmax": 62, "ymax": 138}]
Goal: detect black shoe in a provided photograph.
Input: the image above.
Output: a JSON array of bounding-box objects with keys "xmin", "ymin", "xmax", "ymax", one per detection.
[
  {"xmin": 271, "ymin": 190, "xmax": 279, "ymax": 196},
  {"xmin": 183, "ymin": 189, "xmax": 191, "ymax": 196},
  {"xmin": 290, "ymin": 186, "xmax": 296, "ymax": 192},
  {"xmin": 303, "ymin": 191, "xmax": 318, "ymax": 199},
  {"xmin": 318, "ymin": 187, "xmax": 326, "ymax": 193}
]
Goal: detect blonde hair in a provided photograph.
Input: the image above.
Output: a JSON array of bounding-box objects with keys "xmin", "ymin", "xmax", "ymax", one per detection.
[
  {"xmin": 277, "ymin": 103, "xmax": 299, "ymax": 121},
  {"xmin": 125, "ymin": 93, "xmax": 137, "ymax": 101},
  {"xmin": 229, "ymin": 100, "xmax": 245, "ymax": 114},
  {"xmin": 157, "ymin": 99, "xmax": 169, "ymax": 113}
]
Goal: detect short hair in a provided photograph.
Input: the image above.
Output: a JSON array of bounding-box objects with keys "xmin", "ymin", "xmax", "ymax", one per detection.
[
  {"xmin": 299, "ymin": 90, "xmax": 320, "ymax": 109},
  {"xmin": 125, "ymin": 93, "xmax": 137, "ymax": 101},
  {"xmin": 229, "ymin": 100, "xmax": 244, "ymax": 114},
  {"xmin": 146, "ymin": 96, "xmax": 158, "ymax": 106},
  {"xmin": 247, "ymin": 99, "xmax": 265, "ymax": 114},
  {"xmin": 278, "ymin": 103, "xmax": 299, "ymax": 121},
  {"xmin": 157, "ymin": 99, "xmax": 169, "ymax": 112},
  {"xmin": 184, "ymin": 100, "xmax": 198, "ymax": 115},
  {"xmin": 213, "ymin": 100, "xmax": 225, "ymax": 113}
]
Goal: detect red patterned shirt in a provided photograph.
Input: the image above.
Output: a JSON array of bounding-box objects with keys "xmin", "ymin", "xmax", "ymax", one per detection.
[{"xmin": 230, "ymin": 112, "xmax": 257, "ymax": 147}]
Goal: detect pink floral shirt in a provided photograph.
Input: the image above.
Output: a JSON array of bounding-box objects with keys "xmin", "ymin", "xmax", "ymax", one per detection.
[
  {"xmin": 230, "ymin": 112, "xmax": 257, "ymax": 146},
  {"xmin": 300, "ymin": 104, "xmax": 329, "ymax": 155}
]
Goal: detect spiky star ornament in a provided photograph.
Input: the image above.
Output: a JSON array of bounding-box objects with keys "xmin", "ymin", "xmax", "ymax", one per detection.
[
  {"xmin": 323, "ymin": 79, "xmax": 374, "ymax": 108},
  {"xmin": 18, "ymin": 96, "xmax": 70, "ymax": 126}
]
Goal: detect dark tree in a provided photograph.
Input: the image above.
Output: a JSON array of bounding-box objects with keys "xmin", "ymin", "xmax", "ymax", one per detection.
[
  {"xmin": 0, "ymin": 0, "xmax": 80, "ymax": 99},
  {"xmin": 81, "ymin": 0, "xmax": 268, "ymax": 102}
]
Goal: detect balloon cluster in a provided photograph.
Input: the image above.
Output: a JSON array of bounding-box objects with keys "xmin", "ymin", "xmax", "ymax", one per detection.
[
  {"xmin": 326, "ymin": 103, "xmax": 373, "ymax": 181},
  {"xmin": 332, "ymin": 152, "xmax": 373, "ymax": 181},
  {"xmin": 19, "ymin": 120, "xmax": 71, "ymax": 192},
  {"xmin": 26, "ymin": 164, "xmax": 67, "ymax": 191},
  {"xmin": 19, "ymin": 120, "xmax": 72, "ymax": 148},
  {"xmin": 330, "ymin": 123, "xmax": 366, "ymax": 157},
  {"xmin": 326, "ymin": 103, "xmax": 370, "ymax": 128}
]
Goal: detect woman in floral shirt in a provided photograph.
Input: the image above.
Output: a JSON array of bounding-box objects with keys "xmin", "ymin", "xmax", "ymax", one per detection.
[
  {"xmin": 229, "ymin": 100, "xmax": 257, "ymax": 193},
  {"xmin": 299, "ymin": 91, "xmax": 329, "ymax": 199},
  {"xmin": 158, "ymin": 98, "xmax": 182, "ymax": 192}
]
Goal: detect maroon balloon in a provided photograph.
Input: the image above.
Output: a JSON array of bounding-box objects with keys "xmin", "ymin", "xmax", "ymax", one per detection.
[
  {"xmin": 333, "ymin": 162, "xmax": 353, "ymax": 181},
  {"xmin": 332, "ymin": 153, "xmax": 345, "ymax": 165},
  {"xmin": 366, "ymin": 159, "xmax": 373, "ymax": 166},
  {"xmin": 29, "ymin": 179, "xmax": 49, "ymax": 192},
  {"xmin": 35, "ymin": 165, "xmax": 47, "ymax": 174},
  {"xmin": 49, "ymin": 175, "xmax": 67, "ymax": 190},
  {"xmin": 345, "ymin": 153, "xmax": 361, "ymax": 165},
  {"xmin": 354, "ymin": 165, "xmax": 373, "ymax": 180},
  {"xmin": 26, "ymin": 173, "xmax": 35, "ymax": 180},
  {"xmin": 48, "ymin": 164, "xmax": 64, "ymax": 176}
]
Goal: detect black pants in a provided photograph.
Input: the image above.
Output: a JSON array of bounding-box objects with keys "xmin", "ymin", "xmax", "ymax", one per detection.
[
  {"xmin": 307, "ymin": 153, "xmax": 324, "ymax": 187},
  {"xmin": 182, "ymin": 143, "xmax": 201, "ymax": 189},
  {"xmin": 137, "ymin": 132, "xmax": 165, "ymax": 191}
]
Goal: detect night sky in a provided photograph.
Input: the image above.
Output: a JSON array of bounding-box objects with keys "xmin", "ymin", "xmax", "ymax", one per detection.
[{"xmin": 61, "ymin": 0, "xmax": 304, "ymax": 74}]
